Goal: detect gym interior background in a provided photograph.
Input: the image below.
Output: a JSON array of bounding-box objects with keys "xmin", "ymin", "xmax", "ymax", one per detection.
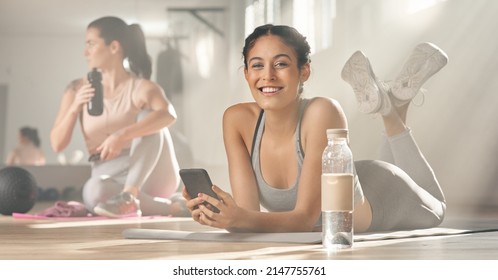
[{"xmin": 0, "ymin": 0, "xmax": 497, "ymax": 217}]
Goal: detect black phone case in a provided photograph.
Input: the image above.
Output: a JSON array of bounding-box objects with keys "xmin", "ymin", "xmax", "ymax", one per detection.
[
  {"xmin": 88, "ymin": 153, "xmax": 101, "ymax": 162},
  {"xmin": 179, "ymin": 168, "xmax": 219, "ymax": 212}
]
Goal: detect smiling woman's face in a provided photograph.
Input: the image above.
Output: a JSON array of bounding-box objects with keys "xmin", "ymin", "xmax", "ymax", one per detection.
[{"xmin": 244, "ymin": 35, "xmax": 309, "ymax": 111}]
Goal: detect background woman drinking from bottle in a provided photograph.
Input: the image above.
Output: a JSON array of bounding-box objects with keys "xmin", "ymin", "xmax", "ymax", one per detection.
[{"xmin": 50, "ymin": 16, "xmax": 187, "ymax": 218}]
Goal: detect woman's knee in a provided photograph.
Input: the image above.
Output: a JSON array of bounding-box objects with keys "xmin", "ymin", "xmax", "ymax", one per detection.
[
  {"xmin": 130, "ymin": 131, "xmax": 162, "ymax": 155},
  {"xmin": 355, "ymin": 160, "xmax": 446, "ymax": 231},
  {"xmin": 82, "ymin": 176, "xmax": 121, "ymax": 211}
]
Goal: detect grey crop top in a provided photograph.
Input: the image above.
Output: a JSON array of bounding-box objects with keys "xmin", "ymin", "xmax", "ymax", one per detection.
[{"xmin": 250, "ymin": 98, "xmax": 364, "ymax": 226}]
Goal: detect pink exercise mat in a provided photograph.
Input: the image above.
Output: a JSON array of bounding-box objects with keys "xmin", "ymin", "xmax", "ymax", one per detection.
[
  {"xmin": 11, "ymin": 200, "xmax": 159, "ymax": 221},
  {"xmin": 12, "ymin": 212, "xmax": 105, "ymax": 221}
]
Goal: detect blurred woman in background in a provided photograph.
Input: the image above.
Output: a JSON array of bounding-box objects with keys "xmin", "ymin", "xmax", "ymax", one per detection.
[
  {"xmin": 5, "ymin": 126, "xmax": 46, "ymax": 166},
  {"xmin": 50, "ymin": 16, "xmax": 186, "ymax": 218}
]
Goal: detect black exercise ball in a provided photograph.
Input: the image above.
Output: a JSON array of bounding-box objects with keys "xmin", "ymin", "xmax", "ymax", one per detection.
[{"xmin": 0, "ymin": 166, "xmax": 38, "ymax": 215}]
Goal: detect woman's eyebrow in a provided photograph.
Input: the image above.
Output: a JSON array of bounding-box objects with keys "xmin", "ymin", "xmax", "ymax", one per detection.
[{"xmin": 248, "ymin": 53, "xmax": 293, "ymax": 63}]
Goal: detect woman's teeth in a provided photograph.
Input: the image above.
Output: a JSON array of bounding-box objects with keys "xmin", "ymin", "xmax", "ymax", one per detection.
[{"xmin": 261, "ymin": 87, "xmax": 279, "ymax": 93}]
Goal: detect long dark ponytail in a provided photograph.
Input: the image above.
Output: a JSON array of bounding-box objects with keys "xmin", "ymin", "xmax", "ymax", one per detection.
[{"xmin": 88, "ymin": 16, "xmax": 152, "ymax": 79}]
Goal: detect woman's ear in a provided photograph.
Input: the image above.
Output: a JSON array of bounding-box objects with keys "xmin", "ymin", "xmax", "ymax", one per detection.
[
  {"xmin": 243, "ymin": 67, "xmax": 249, "ymax": 81},
  {"xmin": 300, "ymin": 63, "xmax": 311, "ymax": 82},
  {"xmin": 109, "ymin": 40, "xmax": 122, "ymax": 55}
]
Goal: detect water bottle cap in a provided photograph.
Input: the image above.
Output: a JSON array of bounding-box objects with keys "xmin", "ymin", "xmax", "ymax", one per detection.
[
  {"xmin": 326, "ymin": 128, "xmax": 348, "ymax": 139},
  {"xmin": 87, "ymin": 68, "xmax": 102, "ymax": 82}
]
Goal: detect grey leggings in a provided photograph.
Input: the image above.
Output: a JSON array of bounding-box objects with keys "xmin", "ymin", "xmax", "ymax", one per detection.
[
  {"xmin": 356, "ymin": 129, "xmax": 446, "ymax": 232},
  {"xmin": 82, "ymin": 126, "xmax": 181, "ymax": 216}
]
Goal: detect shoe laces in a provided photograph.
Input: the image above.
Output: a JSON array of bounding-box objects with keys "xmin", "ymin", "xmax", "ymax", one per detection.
[{"xmin": 377, "ymin": 80, "xmax": 391, "ymax": 95}]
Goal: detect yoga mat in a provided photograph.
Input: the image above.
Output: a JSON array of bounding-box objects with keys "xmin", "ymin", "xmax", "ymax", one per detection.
[
  {"xmin": 122, "ymin": 227, "xmax": 498, "ymax": 244},
  {"xmin": 11, "ymin": 199, "xmax": 179, "ymax": 222},
  {"xmin": 123, "ymin": 229, "xmax": 323, "ymax": 244}
]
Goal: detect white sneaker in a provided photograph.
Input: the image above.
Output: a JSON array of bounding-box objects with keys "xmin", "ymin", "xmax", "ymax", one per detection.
[
  {"xmin": 391, "ymin": 42, "xmax": 448, "ymax": 106},
  {"xmin": 341, "ymin": 51, "xmax": 391, "ymax": 115}
]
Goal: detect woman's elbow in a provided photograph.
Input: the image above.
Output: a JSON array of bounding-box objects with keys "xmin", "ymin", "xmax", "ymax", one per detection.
[
  {"xmin": 161, "ymin": 109, "xmax": 176, "ymax": 128},
  {"xmin": 300, "ymin": 221, "xmax": 318, "ymax": 232},
  {"xmin": 51, "ymin": 143, "xmax": 64, "ymax": 153},
  {"xmin": 167, "ymin": 113, "xmax": 177, "ymax": 126},
  {"xmin": 50, "ymin": 136, "xmax": 67, "ymax": 153},
  {"xmin": 292, "ymin": 212, "xmax": 319, "ymax": 232}
]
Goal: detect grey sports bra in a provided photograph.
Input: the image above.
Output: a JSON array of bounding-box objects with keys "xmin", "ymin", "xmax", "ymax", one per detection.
[{"xmin": 250, "ymin": 99, "xmax": 309, "ymax": 212}]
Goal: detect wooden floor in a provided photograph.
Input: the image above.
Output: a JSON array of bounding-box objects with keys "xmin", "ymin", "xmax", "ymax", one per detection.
[{"xmin": 1, "ymin": 202, "xmax": 498, "ymax": 260}]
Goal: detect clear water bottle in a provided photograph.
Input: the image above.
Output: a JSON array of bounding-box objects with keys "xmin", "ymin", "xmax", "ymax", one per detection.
[{"xmin": 321, "ymin": 128, "xmax": 354, "ymax": 249}]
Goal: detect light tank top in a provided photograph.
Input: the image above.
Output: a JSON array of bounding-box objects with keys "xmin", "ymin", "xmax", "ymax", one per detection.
[{"xmin": 81, "ymin": 77, "xmax": 142, "ymax": 154}]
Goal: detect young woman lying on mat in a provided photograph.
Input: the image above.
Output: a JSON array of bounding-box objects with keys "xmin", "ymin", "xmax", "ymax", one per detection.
[{"xmin": 183, "ymin": 24, "xmax": 447, "ymax": 233}]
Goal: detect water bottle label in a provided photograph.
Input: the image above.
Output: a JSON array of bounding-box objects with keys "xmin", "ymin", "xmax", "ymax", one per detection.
[{"xmin": 321, "ymin": 173, "xmax": 353, "ymax": 211}]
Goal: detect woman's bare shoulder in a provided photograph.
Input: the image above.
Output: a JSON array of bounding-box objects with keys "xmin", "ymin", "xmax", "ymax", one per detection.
[
  {"xmin": 222, "ymin": 102, "xmax": 262, "ymax": 140},
  {"xmin": 131, "ymin": 78, "xmax": 167, "ymax": 105},
  {"xmin": 135, "ymin": 78, "xmax": 161, "ymax": 92},
  {"xmin": 223, "ymin": 102, "xmax": 261, "ymax": 123},
  {"xmin": 302, "ymin": 96, "xmax": 347, "ymax": 128},
  {"xmin": 64, "ymin": 78, "xmax": 85, "ymax": 93},
  {"xmin": 306, "ymin": 96, "xmax": 344, "ymax": 116}
]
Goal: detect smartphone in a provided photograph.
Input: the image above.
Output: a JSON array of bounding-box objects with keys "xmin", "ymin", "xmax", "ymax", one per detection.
[
  {"xmin": 88, "ymin": 153, "xmax": 101, "ymax": 162},
  {"xmin": 179, "ymin": 168, "xmax": 220, "ymax": 213}
]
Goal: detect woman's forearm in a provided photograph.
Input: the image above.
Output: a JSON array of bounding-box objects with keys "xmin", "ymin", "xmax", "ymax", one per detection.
[
  {"xmin": 116, "ymin": 109, "xmax": 175, "ymax": 142},
  {"xmin": 229, "ymin": 208, "xmax": 318, "ymax": 233},
  {"xmin": 50, "ymin": 110, "xmax": 79, "ymax": 153}
]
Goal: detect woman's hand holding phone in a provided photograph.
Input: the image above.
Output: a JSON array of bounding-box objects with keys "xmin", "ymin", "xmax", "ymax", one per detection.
[{"xmin": 180, "ymin": 168, "xmax": 220, "ymax": 213}]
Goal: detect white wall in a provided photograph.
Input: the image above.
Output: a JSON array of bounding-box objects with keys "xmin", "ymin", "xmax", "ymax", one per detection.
[{"xmin": 0, "ymin": 35, "xmax": 88, "ymax": 164}]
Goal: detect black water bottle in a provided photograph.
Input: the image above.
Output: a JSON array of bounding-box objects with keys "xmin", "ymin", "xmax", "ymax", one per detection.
[{"xmin": 87, "ymin": 68, "xmax": 103, "ymax": 116}]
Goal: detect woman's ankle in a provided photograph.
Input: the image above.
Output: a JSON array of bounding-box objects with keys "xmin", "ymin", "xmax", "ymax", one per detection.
[
  {"xmin": 382, "ymin": 110, "xmax": 407, "ymax": 137},
  {"xmin": 122, "ymin": 188, "xmax": 139, "ymax": 198}
]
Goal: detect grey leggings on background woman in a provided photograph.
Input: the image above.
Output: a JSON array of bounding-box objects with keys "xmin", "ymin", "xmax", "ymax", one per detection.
[{"xmin": 83, "ymin": 115, "xmax": 180, "ymax": 216}]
